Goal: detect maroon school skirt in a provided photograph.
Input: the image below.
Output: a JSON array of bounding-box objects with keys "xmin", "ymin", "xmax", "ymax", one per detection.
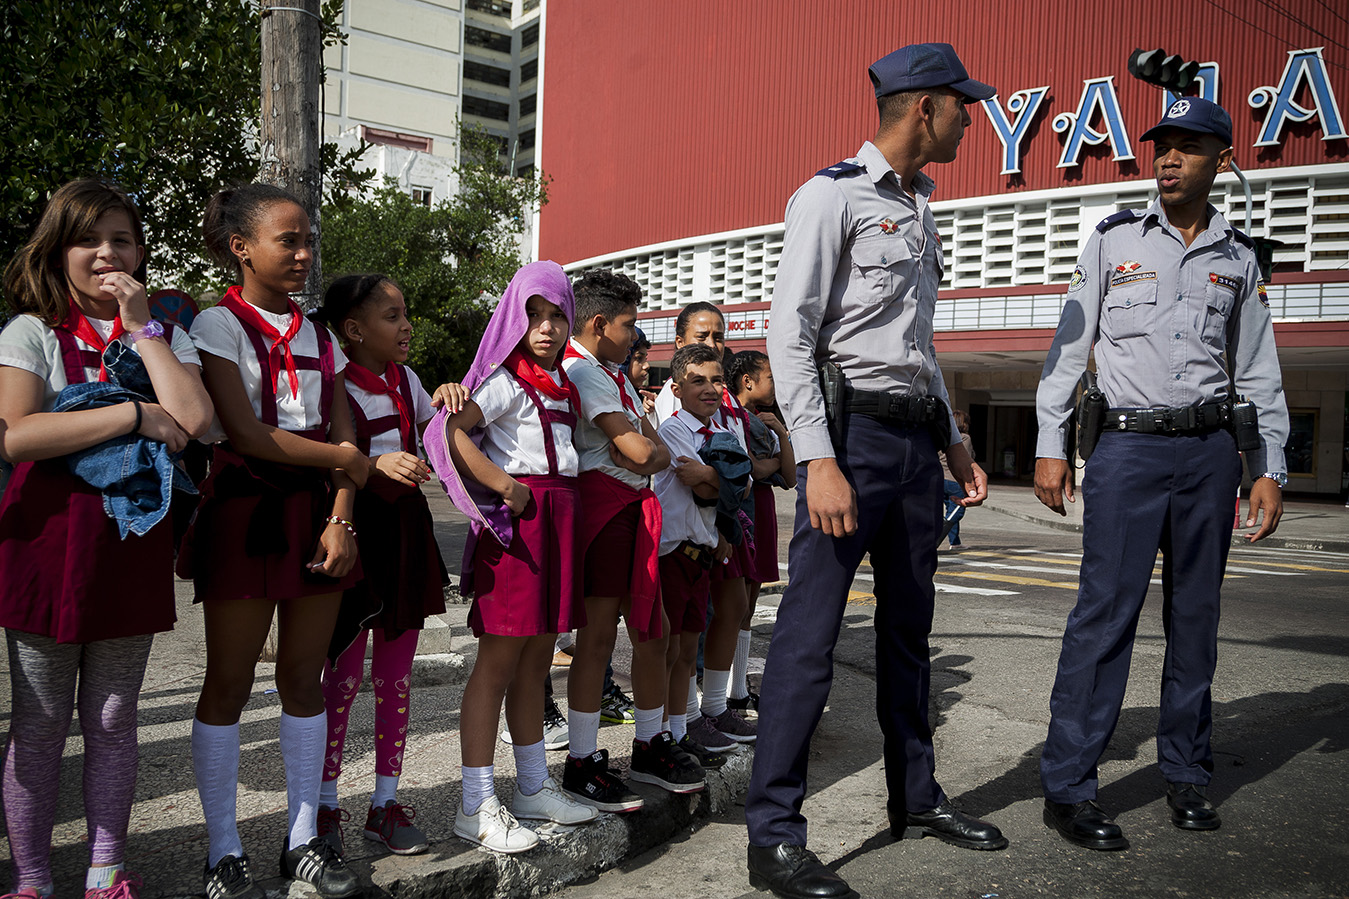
[
  {"xmin": 750, "ymin": 483, "xmax": 780, "ymax": 584},
  {"xmin": 328, "ymin": 477, "xmax": 449, "ymax": 660},
  {"xmin": 0, "ymin": 459, "xmax": 176, "ymax": 643},
  {"xmin": 177, "ymin": 446, "xmax": 360, "ymax": 603},
  {"xmin": 468, "ymin": 474, "xmax": 582, "ymax": 638}
]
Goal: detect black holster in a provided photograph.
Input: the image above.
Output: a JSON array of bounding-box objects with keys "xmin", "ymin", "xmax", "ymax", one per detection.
[{"xmin": 1076, "ymin": 371, "xmax": 1106, "ymax": 462}]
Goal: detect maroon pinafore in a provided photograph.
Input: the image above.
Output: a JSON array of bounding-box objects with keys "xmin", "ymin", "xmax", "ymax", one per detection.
[
  {"xmin": 0, "ymin": 326, "xmax": 177, "ymax": 643},
  {"xmin": 327, "ymin": 368, "xmax": 449, "ymax": 660},
  {"xmin": 176, "ymin": 314, "xmax": 360, "ymax": 602},
  {"xmin": 467, "ymin": 373, "xmax": 584, "ymax": 638}
]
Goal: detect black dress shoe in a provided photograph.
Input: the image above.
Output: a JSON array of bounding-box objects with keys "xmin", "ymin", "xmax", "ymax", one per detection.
[
  {"xmin": 1167, "ymin": 782, "xmax": 1221, "ymax": 831},
  {"xmin": 1043, "ymin": 799, "xmax": 1129, "ymax": 850},
  {"xmin": 890, "ymin": 800, "xmax": 1009, "ymax": 850},
  {"xmin": 747, "ymin": 843, "xmax": 859, "ymax": 899}
]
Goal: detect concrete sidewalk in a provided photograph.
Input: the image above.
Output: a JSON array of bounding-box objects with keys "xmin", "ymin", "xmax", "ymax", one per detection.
[{"xmin": 981, "ymin": 480, "xmax": 1349, "ymax": 552}]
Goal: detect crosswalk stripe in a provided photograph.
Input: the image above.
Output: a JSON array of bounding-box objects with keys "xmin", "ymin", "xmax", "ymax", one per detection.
[
  {"xmin": 936, "ymin": 583, "xmax": 1020, "ymax": 595},
  {"xmin": 943, "ymin": 571, "xmax": 1079, "ymax": 589}
]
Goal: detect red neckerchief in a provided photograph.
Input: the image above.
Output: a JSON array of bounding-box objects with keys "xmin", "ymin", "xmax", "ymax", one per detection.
[
  {"xmin": 674, "ymin": 409, "xmax": 715, "ymax": 444},
  {"xmin": 219, "ymin": 285, "xmax": 303, "ymax": 399},
  {"xmin": 564, "ymin": 341, "xmax": 638, "ymax": 416},
  {"xmin": 57, "ymin": 298, "xmax": 125, "ymax": 381},
  {"xmin": 506, "ymin": 348, "xmax": 580, "ymax": 407},
  {"xmin": 345, "ymin": 360, "xmax": 413, "ymax": 451}
]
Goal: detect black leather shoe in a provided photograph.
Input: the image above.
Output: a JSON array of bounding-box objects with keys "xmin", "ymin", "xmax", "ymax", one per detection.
[
  {"xmin": 747, "ymin": 843, "xmax": 859, "ymax": 899},
  {"xmin": 890, "ymin": 800, "xmax": 1009, "ymax": 850},
  {"xmin": 1167, "ymin": 782, "xmax": 1221, "ymax": 831},
  {"xmin": 1043, "ymin": 799, "xmax": 1129, "ymax": 850}
]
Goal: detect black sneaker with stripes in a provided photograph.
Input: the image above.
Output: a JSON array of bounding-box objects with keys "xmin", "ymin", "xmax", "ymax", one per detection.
[
  {"xmin": 629, "ymin": 731, "xmax": 706, "ymax": 793},
  {"xmin": 561, "ymin": 748, "xmax": 645, "ymax": 812},
  {"xmin": 279, "ymin": 836, "xmax": 362, "ymax": 897},
  {"xmin": 203, "ymin": 853, "xmax": 264, "ymax": 899}
]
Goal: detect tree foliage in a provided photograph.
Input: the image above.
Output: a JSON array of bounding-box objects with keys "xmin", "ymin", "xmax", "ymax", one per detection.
[
  {"xmin": 0, "ymin": 0, "xmax": 262, "ymax": 285},
  {"xmin": 321, "ymin": 128, "xmax": 549, "ymax": 387}
]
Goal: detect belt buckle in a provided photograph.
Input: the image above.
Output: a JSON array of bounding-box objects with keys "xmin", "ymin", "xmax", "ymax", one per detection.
[{"xmin": 1173, "ymin": 406, "xmax": 1197, "ymax": 431}]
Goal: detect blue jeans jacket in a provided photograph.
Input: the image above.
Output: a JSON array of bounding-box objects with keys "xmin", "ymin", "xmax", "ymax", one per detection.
[
  {"xmin": 699, "ymin": 431, "xmax": 753, "ymax": 545},
  {"xmin": 52, "ymin": 341, "xmax": 196, "ymax": 538}
]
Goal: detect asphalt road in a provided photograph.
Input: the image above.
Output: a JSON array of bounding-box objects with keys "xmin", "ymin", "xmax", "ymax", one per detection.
[{"xmin": 552, "ymin": 509, "xmax": 1349, "ymax": 899}]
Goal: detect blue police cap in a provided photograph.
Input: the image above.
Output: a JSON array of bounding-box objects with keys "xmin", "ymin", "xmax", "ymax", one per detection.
[
  {"xmin": 868, "ymin": 42, "xmax": 995, "ymax": 102},
  {"xmin": 1140, "ymin": 97, "xmax": 1233, "ymax": 146}
]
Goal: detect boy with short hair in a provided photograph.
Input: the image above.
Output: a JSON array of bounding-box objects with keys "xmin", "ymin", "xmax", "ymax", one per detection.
[
  {"xmin": 561, "ymin": 271, "xmax": 704, "ymax": 809},
  {"xmin": 654, "ymin": 344, "xmax": 739, "ymax": 765}
]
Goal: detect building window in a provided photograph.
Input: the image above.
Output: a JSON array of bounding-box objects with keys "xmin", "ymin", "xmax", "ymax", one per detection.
[
  {"xmin": 465, "ymin": 25, "xmax": 511, "ymax": 53},
  {"xmin": 466, "ymin": 0, "xmax": 512, "ymax": 16},
  {"xmin": 463, "ymin": 95, "xmax": 511, "ymax": 122},
  {"xmin": 360, "ymin": 126, "xmax": 432, "ymax": 153},
  {"xmin": 521, "ymin": 22, "xmax": 539, "ymax": 48},
  {"xmin": 519, "ymin": 93, "xmax": 536, "ymax": 117},
  {"xmin": 410, "ymin": 186, "xmax": 434, "ymax": 206},
  {"xmin": 516, "ymin": 164, "xmax": 535, "ymax": 178},
  {"xmin": 522, "ymin": 0, "xmax": 540, "ymax": 10},
  {"xmin": 464, "ymin": 60, "xmax": 511, "ymax": 88},
  {"xmin": 518, "ymin": 128, "xmax": 535, "ymax": 150},
  {"xmin": 520, "ymin": 58, "xmax": 538, "ymax": 82}
]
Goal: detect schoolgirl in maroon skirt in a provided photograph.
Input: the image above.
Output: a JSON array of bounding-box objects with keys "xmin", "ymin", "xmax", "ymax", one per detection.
[
  {"xmin": 725, "ymin": 350, "xmax": 796, "ymax": 717},
  {"xmin": 307, "ymin": 274, "xmax": 452, "ymax": 857},
  {"xmin": 0, "ymin": 180, "xmax": 213, "ymax": 896},
  {"xmin": 426, "ymin": 260, "xmax": 597, "ymax": 854},
  {"xmin": 181, "ymin": 184, "xmax": 367, "ymax": 898}
]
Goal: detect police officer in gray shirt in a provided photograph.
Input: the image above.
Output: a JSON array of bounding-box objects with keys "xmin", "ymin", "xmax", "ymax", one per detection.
[
  {"xmin": 1034, "ymin": 97, "xmax": 1289, "ymax": 851},
  {"xmin": 746, "ymin": 43, "xmax": 1004, "ymax": 899}
]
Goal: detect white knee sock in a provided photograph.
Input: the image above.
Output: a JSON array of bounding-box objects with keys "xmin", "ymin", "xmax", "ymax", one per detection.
[
  {"xmin": 371, "ymin": 774, "xmax": 399, "ymax": 808},
  {"xmin": 686, "ymin": 675, "xmax": 702, "ymax": 721},
  {"xmin": 567, "ymin": 708, "xmax": 601, "ymax": 759},
  {"xmin": 668, "ymin": 712, "xmax": 687, "ymax": 742},
  {"xmin": 280, "ymin": 711, "xmax": 327, "ymax": 851},
  {"xmin": 701, "ymin": 669, "xmax": 731, "ymax": 717},
  {"xmin": 461, "ymin": 764, "xmax": 495, "ymax": 815},
  {"xmin": 192, "ymin": 718, "xmax": 245, "ymax": 868},
  {"xmin": 729, "ymin": 629, "xmax": 752, "ymax": 699},
  {"xmin": 512, "ymin": 739, "xmax": 548, "ymax": 795},
  {"xmin": 634, "ymin": 706, "xmax": 664, "ymax": 743}
]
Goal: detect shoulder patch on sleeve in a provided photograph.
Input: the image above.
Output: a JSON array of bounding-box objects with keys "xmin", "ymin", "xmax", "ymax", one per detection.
[
  {"xmin": 1095, "ymin": 209, "xmax": 1139, "ymax": 233},
  {"xmin": 815, "ymin": 161, "xmax": 863, "ymax": 179}
]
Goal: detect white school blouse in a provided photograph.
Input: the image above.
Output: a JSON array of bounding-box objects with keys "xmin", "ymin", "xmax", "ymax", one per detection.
[{"xmin": 472, "ymin": 366, "xmax": 580, "ymax": 477}]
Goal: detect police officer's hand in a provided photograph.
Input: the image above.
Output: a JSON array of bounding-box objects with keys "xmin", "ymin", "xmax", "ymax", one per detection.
[
  {"xmin": 945, "ymin": 440, "xmax": 987, "ymax": 507},
  {"xmin": 1243, "ymin": 477, "xmax": 1283, "ymax": 542},
  {"xmin": 806, "ymin": 457, "xmax": 858, "ymax": 537},
  {"xmin": 1034, "ymin": 457, "xmax": 1074, "ymax": 515}
]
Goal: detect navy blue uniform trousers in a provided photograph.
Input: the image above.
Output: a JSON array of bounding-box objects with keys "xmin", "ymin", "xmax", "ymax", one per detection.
[
  {"xmin": 1040, "ymin": 428, "xmax": 1242, "ymax": 803},
  {"xmin": 747, "ymin": 415, "xmax": 943, "ymax": 847}
]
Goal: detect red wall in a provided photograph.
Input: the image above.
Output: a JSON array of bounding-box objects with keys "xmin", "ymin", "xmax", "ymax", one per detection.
[{"xmin": 539, "ymin": 1, "xmax": 1348, "ymax": 265}]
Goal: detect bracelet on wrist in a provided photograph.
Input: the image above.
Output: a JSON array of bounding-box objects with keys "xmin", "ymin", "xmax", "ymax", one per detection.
[
  {"xmin": 131, "ymin": 400, "xmax": 143, "ymax": 435},
  {"xmin": 325, "ymin": 515, "xmax": 356, "ymax": 536}
]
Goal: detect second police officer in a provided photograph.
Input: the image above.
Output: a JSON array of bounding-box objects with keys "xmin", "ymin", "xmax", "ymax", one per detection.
[{"xmin": 1034, "ymin": 97, "xmax": 1289, "ymax": 849}]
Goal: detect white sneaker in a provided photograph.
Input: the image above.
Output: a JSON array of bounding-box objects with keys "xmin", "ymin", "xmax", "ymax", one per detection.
[
  {"xmin": 453, "ymin": 795, "xmax": 539, "ymax": 853},
  {"xmin": 511, "ymin": 776, "xmax": 600, "ymax": 825}
]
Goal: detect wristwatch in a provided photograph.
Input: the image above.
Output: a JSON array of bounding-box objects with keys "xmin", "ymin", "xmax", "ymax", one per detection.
[
  {"xmin": 128, "ymin": 321, "xmax": 165, "ymax": 343},
  {"xmin": 1260, "ymin": 472, "xmax": 1288, "ymax": 488}
]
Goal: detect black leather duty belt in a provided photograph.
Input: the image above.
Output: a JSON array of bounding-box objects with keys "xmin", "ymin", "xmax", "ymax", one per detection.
[
  {"xmin": 1105, "ymin": 401, "xmax": 1233, "ymax": 435},
  {"xmin": 845, "ymin": 389, "xmax": 943, "ymax": 424}
]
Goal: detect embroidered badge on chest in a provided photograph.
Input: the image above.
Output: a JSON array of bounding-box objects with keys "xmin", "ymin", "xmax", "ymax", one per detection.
[
  {"xmin": 1209, "ymin": 272, "xmax": 1242, "ymax": 293},
  {"xmin": 879, "ymin": 218, "xmax": 899, "ymax": 234},
  {"xmin": 1110, "ymin": 270, "xmax": 1157, "ymax": 287},
  {"xmin": 1114, "ymin": 260, "xmax": 1141, "ymax": 274}
]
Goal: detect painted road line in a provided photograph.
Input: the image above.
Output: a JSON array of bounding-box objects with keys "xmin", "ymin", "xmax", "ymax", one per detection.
[
  {"xmin": 942, "ymin": 571, "xmax": 1079, "ymax": 589},
  {"xmin": 935, "ymin": 583, "xmax": 1020, "ymax": 596}
]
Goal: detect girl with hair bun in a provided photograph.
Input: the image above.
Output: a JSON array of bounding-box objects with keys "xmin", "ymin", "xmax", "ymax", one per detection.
[
  {"xmin": 0, "ymin": 178, "xmax": 213, "ymax": 897},
  {"xmin": 182, "ymin": 184, "xmax": 366, "ymax": 898},
  {"xmin": 308, "ymin": 273, "xmax": 461, "ymax": 858}
]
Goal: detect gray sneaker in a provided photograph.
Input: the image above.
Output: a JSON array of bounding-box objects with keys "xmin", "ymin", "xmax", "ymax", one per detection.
[
  {"xmin": 686, "ymin": 713, "xmax": 737, "ymax": 751},
  {"xmin": 707, "ymin": 708, "xmax": 757, "ymax": 743},
  {"xmin": 363, "ymin": 800, "xmax": 429, "ymax": 855}
]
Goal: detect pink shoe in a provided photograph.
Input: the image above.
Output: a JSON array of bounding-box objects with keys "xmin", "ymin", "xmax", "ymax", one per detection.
[{"xmin": 83, "ymin": 871, "xmax": 142, "ymax": 899}]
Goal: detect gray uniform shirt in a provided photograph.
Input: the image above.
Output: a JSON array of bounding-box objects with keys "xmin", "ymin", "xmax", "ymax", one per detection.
[
  {"xmin": 1035, "ymin": 199, "xmax": 1288, "ymax": 476},
  {"xmin": 766, "ymin": 141, "xmax": 960, "ymax": 463}
]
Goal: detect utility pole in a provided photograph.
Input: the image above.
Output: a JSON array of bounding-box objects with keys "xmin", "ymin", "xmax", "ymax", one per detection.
[{"xmin": 259, "ymin": 0, "xmax": 324, "ymax": 308}]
